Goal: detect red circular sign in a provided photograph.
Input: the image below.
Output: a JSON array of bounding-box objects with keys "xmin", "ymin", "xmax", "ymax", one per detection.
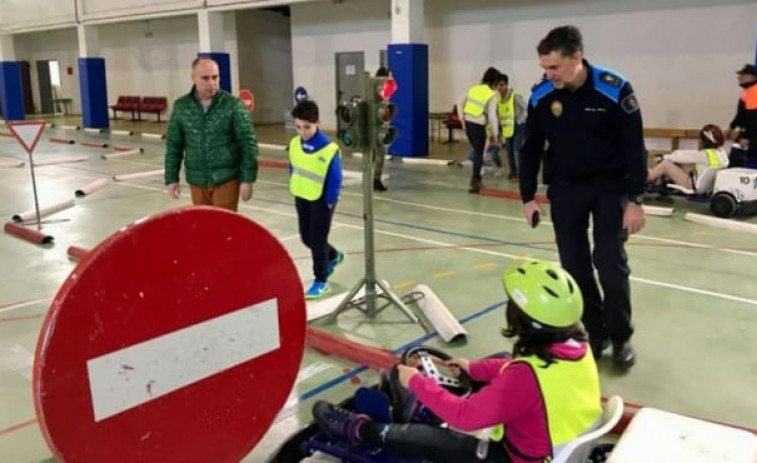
[
  {"xmin": 33, "ymin": 207, "xmax": 306, "ymax": 463},
  {"xmin": 239, "ymin": 90, "xmax": 254, "ymax": 112}
]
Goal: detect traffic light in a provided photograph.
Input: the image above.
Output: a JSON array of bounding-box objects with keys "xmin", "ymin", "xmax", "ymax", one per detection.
[
  {"xmin": 368, "ymin": 77, "xmax": 398, "ymax": 149},
  {"xmin": 336, "ymin": 99, "xmax": 363, "ymax": 149}
]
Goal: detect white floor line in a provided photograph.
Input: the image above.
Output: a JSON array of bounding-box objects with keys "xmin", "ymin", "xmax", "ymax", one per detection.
[
  {"xmin": 36, "ymin": 169, "xmax": 757, "ymax": 307},
  {"xmin": 0, "ymin": 297, "xmax": 50, "ymax": 314},
  {"xmin": 257, "ymin": 178, "xmax": 757, "ymax": 259}
]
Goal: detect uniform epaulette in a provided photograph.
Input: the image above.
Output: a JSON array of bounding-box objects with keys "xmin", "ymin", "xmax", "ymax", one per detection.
[
  {"xmin": 592, "ymin": 64, "xmax": 628, "ymax": 103},
  {"xmin": 530, "ymin": 80, "xmax": 556, "ymax": 108}
]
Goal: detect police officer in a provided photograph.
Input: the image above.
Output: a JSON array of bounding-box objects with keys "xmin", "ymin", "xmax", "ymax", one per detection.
[
  {"xmin": 520, "ymin": 25, "xmax": 646, "ymax": 369},
  {"xmin": 729, "ymin": 64, "xmax": 757, "ymax": 167}
]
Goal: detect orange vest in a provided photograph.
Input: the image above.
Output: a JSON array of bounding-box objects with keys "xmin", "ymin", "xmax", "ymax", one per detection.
[{"xmin": 742, "ymin": 84, "xmax": 757, "ymax": 110}]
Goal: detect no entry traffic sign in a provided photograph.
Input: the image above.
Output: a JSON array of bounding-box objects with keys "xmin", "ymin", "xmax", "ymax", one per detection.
[{"xmin": 33, "ymin": 207, "xmax": 306, "ymax": 462}]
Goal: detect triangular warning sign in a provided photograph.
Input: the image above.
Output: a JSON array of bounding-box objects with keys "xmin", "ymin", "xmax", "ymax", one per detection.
[{"xmin": 8, "ymin": 121, "xmax": 47, "ymax": 156}]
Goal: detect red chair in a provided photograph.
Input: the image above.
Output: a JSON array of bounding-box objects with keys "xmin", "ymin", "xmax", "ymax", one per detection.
[
  {"xmin": 138, "ymin": 97, "xmax": 168, "ymax": 122},
  {"xmin": 110, "ymin": 95, "xmax": 140, "ymax": 120},
  {"xmin": 442, "ymin": 104, "xmax": 463, "ymax": 144}
]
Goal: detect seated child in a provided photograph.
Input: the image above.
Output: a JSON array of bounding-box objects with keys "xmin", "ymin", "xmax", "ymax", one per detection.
[
  {"xmin": 647, "ymin": 124, "xmax": 729, "ymax": 194},
  {"xmin": 312, "ymin": 260, "xmax": 602, "ymax": 463}
]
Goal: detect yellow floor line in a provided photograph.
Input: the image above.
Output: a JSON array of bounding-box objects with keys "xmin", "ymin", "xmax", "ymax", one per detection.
[
  {"xmin": 393, "ymin": 280, "xmax": 416, "ymax": 290},
  {"xmin": 475, "ymin": 262, "xmax": 497, "ymax": 270},
  {"xmin": 434, "ymin": 270, "xmax": 455, "ymax": 279}
]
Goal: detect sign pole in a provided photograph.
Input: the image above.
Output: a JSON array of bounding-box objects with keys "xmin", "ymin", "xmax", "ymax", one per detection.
[
  {"xmin": 7, "ymin": 121, "xmax": 48, "ymax": 231},
  {"xmin": 29, "ymin": 156, "xmax": 42, "ymax": 230}
]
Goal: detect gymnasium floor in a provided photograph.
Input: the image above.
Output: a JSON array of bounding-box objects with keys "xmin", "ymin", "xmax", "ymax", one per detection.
[{"xmin": 1, "ymin": 117, "xmax": 756, "ymax": 462}]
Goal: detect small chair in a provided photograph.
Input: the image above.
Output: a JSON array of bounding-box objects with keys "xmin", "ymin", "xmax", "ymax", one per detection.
[
  {"xmin": 552, "ymin": 395, "xmax": 624, "ymax": 463},
  {"xmin": 441, "ymin": 104, "xmax": 463, "ymax": 144}
]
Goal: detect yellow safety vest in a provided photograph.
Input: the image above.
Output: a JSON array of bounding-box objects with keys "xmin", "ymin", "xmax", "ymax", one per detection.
[
  {"xmin": 490, "ymin": 351, "xmax": 602, "ymax": 461},
  {"xmin": 463, "ymin": 84, "xmax": 496, "ymax": 118},
  {"xmin": 289, "ymin": 138, "xmax": 339, "ymax": 201},
  {"xmin": 704, "ymin": 148, "xmax": 724, "ymax": 168},
  {"xmin": 498, "ymin": 91, "xmax": 517, "ymax": 138}
]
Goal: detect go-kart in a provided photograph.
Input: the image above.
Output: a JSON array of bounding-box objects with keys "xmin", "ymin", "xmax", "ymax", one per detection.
[
  {"xmin": 645, "ymin": 168, "xmax": 757, "ymax": 218},
  {"xmin": 267, "ymin": 345, "xmax": 474, "ymax": 463}
]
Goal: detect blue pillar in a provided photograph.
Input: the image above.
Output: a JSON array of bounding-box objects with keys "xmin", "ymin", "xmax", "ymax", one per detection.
[
  {"xmin": 79, "ymin": 57, "xmax": 109, "ymax": 129},
  {"xmin": 387, "ymin": 43, "xmax": 429, "ymax": 157},
  {"xmin": 198, "ymin": 52, "xmax": 231, "ymax": 93},
  {"xmin": 0, "ymin": 62, "xmax": 25, "ymax": 121}
]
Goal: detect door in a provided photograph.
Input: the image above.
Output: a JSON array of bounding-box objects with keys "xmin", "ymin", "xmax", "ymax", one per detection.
[
  {"xmin": 335, "ymin": 51, "xmax": 364, "ymax": 105},
  {"xmin": 36, "ymin": 60, "xmax": 54, "ymax": 115},
  {"xmin": 20, "ymin": 61, "xmax": 34, "ymax": 114}
]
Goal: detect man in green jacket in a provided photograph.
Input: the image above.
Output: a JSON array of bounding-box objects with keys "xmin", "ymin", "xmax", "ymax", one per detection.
[{"xmin": 164, "ymin": 58, "xmax": 258, "ymax": 212}]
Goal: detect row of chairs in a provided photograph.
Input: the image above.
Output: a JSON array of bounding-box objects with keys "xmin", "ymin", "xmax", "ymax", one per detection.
[{"xmin": 110, "ymin": 95, "xmax": 168, "ymax": 122}]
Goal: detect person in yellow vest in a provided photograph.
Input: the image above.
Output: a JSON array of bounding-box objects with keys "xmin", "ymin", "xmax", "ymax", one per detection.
[
  {"xmin": 312, "ymin": 260, "xmax": 602, "ymax": 463},
  {"xmin": 497, "ymin": 73, "xmax": 528, "ymax": 181},
  {"xmin": 289, "ymin": 100, "xmax": 345, "ymax": 299},
  {"xmin": 647, "ymin": 124, "xmax": 729, "ymax": 194},
  {"xmin": 459, "ymin": 67, "xmax": 506, "ymax": 193}
]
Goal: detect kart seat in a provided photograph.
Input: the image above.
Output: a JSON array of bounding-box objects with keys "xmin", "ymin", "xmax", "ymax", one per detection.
[{"xmin": 553, "ymin": 395, "xmax": 624, "ymax": 463}]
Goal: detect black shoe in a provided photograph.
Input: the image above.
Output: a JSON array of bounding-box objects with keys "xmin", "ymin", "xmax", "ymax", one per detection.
[
  {"xmin": 312, "ymin": 400, "xmax": 369, "ymax": 446},
  {"xmin": 590, "ymin": 339, "xmax": 610, "ymax": 360},
  {"xmin": 468, "ymin": 180, "xmax": 482, "ymax": 194},
  {"xmin": 612, "ymin": 341, "xmax": 636, "ymax": 369},
  {"xmin": 373, "ymin": 179, "xmax": 388, "ymax": 191}
]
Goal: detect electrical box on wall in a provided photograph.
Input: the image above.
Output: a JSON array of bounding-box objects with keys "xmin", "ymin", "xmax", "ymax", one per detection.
[{"xmin": 67, "ymin": 66, "xmax": 73, "ymax": 75}]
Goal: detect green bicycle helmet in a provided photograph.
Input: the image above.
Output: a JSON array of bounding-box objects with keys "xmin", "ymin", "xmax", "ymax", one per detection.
[{"xmin": 502, "ymin": 260, "xmax": 583, "ymax": 328}]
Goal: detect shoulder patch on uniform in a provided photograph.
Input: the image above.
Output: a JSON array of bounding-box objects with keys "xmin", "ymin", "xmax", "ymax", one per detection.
[
  {"xmin": 599, "ymin": 72, "xmax": 622, "ymax": 88},
  {"xmin": 621, "ymin": 93, "xmax": 640, "ymax": 114},
  {"xmin": 529, "ymin": 80, "xmax": 556, "ymax": 108},
  {"xmin": 591, "ymin": 64, "xmax": 628, "ymax": 103}
]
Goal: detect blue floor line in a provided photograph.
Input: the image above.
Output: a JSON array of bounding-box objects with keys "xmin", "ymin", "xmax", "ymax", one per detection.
[
  {"xmin": 256, "ymin": 196, "xmax": 556, "ymax": 254},
  {"xmin": 289, "ymin": 300, "xmax": 506, "ymax": 408}
]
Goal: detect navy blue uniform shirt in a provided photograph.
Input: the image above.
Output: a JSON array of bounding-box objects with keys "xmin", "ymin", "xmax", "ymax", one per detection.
[{"xmin": 520, "ymin": 61, "xmax": 646, "ymax": 202}]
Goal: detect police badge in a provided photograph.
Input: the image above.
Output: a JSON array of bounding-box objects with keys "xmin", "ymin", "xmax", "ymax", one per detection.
[{"xmin": 551, "ymin": 100, "xmax": 563, "ymax": 118}]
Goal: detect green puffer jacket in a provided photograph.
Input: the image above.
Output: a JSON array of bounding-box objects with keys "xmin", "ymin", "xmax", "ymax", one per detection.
[{"xmin": 164, "ymin": 88, "xmax": 258, "ymax": 187}]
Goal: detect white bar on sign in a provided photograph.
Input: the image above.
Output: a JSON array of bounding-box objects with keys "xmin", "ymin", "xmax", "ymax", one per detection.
[{"xmin": 86, "ymin": 298, "xmax": 280, "ymax": 422}]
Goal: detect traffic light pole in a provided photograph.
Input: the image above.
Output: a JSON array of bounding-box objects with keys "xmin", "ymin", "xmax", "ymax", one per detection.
[
  {"xmin": 332, "ymin": 146, "xmax": 420, "ymax": 324},
  {"xmin": 331, "ymin": 73, "xmax": 422, "ymax": 326}
]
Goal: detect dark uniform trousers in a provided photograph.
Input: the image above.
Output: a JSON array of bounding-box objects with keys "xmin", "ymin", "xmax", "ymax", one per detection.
[
  {"xmin": 295, "ymin": 197, "xmax": 338, "ymax": 282},
  {"xmin": 548, "ymin": 181, "xmax": 634, "ymax": 345}
]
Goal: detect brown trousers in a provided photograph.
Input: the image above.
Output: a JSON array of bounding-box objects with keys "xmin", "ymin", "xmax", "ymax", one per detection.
[{"xmin": 190, "ymin": 179, "xmax": 240, "ymax": 212}]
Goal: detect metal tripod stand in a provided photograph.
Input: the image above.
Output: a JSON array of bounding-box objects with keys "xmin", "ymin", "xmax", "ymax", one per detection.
[{"xmin": 331, "ymin": 146, "xmax": 421, "ymax": 325}]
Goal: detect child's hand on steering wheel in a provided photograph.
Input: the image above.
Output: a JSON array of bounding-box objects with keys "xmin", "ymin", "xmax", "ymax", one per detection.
[
  {"xmin": 444, "ymin": 358, "xmax": 470, "ymax": 377},
  {"xmin": 397, "ymin": 364, "xmax": 421, "ymax": 388}
]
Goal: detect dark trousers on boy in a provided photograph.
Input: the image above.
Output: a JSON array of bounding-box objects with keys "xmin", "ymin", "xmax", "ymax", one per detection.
[{"xmin": 296, "ymin": 197, "xmax": 339, "ymax": 282}]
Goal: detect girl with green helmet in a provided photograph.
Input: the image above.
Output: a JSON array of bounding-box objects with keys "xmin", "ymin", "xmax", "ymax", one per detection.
[{"xmin": 311, "ymin": 260, "xmax": 603, "ymax": 463}]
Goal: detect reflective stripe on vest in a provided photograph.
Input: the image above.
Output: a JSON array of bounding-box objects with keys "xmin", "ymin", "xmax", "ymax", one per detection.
[
  {"xmin": 289, "ymin": 138, "xmax": 339, "ymax": 200},
  {"xmin": 704, "ymin": 148, "xmax": 724, "ymax": 169},
  {"xmin": 463, "ymin": 84, "xmax": 496, "ymax": 118},
  {"xmin": 489, "ymin": 350, "xmax": 602, "ymax": 460},
  {"xmin": 498, "ymin": 91, "xmax": 517, "ymax": 138}
]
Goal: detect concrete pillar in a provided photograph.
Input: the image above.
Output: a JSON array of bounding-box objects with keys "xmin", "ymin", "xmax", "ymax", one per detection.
[
  {"xmin": 77, "ymin": 24, "xmax": 109, "ymax": 128},
  {"xmin": 391, "ymin": 0, "xmax": 424, "ymax": 44}
]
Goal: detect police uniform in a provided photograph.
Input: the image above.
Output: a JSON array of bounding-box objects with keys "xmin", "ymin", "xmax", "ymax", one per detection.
[{"xmin": 520, "ymin": 61, "xmax": 646, "ymax": 350}]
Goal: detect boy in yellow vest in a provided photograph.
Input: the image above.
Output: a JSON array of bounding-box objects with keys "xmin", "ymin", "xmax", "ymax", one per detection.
[
  {"xmin": 312, "ymin": 260, "xmax": 602, "ymax": 462},
  {"xmin": 289, "ymin": 100, "xmax": 345, "ymax": 299}
]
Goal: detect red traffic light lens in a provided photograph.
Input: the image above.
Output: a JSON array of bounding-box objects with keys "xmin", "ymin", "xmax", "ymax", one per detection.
[{"xmin": 381, "ymin": 78, "xmax": 397, "ymax": 100}]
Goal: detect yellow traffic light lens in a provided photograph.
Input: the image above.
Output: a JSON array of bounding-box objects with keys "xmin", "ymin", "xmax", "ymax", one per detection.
[{"xmin": 376, "ymin": 103, "xmax": 397, "ymax": 123}]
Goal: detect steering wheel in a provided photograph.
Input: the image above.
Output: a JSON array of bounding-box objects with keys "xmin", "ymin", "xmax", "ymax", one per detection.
[{"xmin": 400, "ymin": 345, "xmax": 473, "ymax": 397}]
